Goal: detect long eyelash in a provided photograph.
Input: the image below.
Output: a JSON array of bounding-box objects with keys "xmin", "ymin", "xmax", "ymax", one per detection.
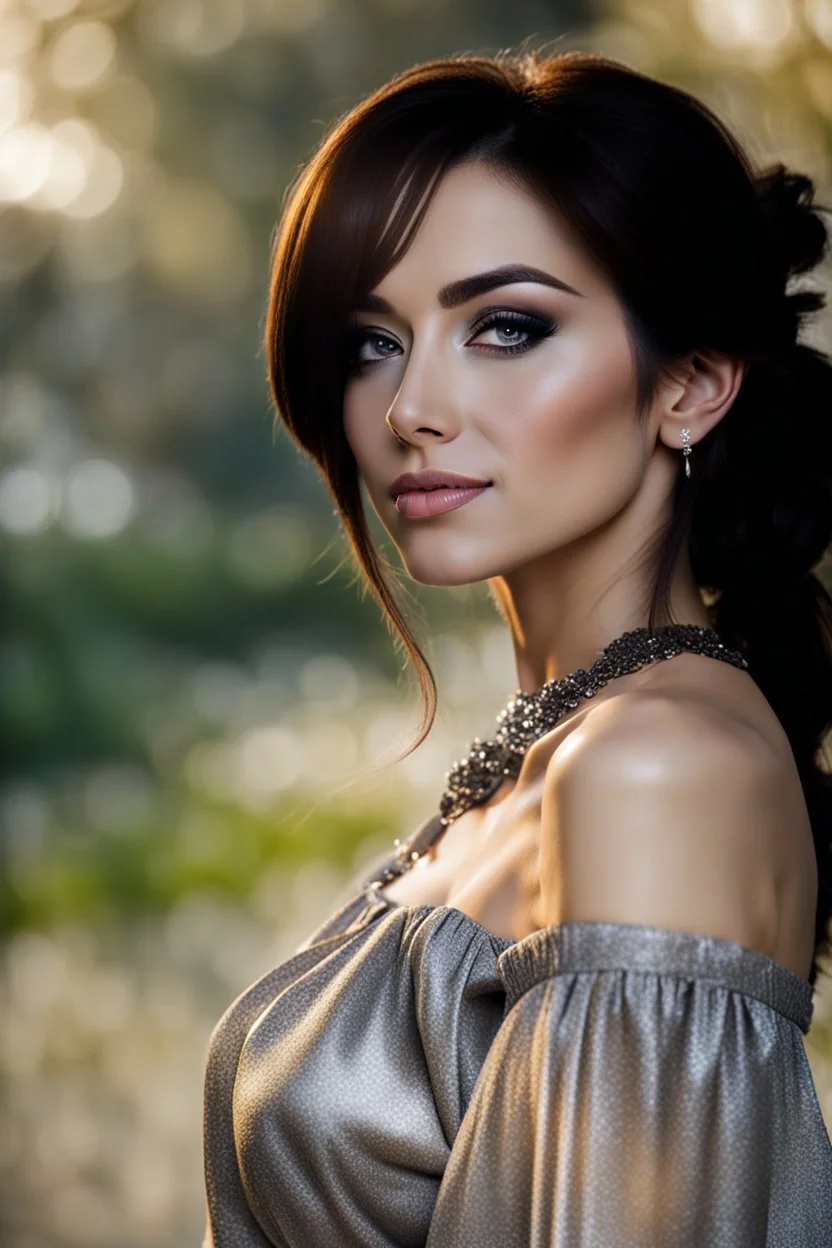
[
  {"xmin": 342, "ymin": 309, "xmax": 558, "ymax": 372},
  {"xmin": 342, "ymin": 325, "xmax": 397, "ymax": 372},
  {"xmin": 470, "ymin": 310, "xmax": 557, "ymax": 355}
]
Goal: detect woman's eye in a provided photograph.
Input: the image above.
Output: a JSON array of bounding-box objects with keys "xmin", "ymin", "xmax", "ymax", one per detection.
[
  {"xmin": 343, "ymin": 327, "xmax": 400, "ymax": 370},
  {"xmin": 469, "ymin": 311, "xmax": 557, "ymax": 355},
  {"xmin": 343, "ymin": 310, "xmax": 556, "ymax": 372}
]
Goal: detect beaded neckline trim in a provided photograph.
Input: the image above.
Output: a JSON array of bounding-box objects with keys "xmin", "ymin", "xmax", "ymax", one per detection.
[{"xmin": 366, "ymin": 623, "xmax": 748, "ymax": 891}]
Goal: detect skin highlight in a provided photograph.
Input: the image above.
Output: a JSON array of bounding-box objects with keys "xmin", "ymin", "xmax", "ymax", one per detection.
[{"xmin": 342, "ymin": 160, "xmax": 747, "ymax": 696}]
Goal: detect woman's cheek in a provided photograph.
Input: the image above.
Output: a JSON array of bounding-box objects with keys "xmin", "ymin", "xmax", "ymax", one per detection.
[{"xmin": 492, "ymin": 334, "xmax": 636, "ymax": 465}]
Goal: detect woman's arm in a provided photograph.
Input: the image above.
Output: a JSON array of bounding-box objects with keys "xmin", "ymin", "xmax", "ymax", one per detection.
[{"xmin": 424, "ymin": 695, "xmax": 827, "ymax": 1246}]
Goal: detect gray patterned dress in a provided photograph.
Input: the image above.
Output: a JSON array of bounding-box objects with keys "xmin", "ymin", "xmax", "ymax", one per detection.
[{"xmin": 202, "ymin": 849, "xmax": 832, "ymax": 1247}]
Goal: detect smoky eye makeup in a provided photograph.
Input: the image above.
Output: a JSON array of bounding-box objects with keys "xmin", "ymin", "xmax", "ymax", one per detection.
[
  {"xmin": 341, "ymin": 322, "xmax": 398, "ymax": 367},
  {"xmin": 466, "ymin": 307, "xmax": 558, "ymax": 354},
  {"xmin": 342, "ymin": 303, "xmax": 559, "ymax": 372}
]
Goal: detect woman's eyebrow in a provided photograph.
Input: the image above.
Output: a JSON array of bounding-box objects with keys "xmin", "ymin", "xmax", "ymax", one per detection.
[
  {"xmin": 354, "ymin": 264, "xmax": 584, "ymax": 314},
  {"xmin": 438, "ymin": 264, "xmax": 584, "ymax": 307}
]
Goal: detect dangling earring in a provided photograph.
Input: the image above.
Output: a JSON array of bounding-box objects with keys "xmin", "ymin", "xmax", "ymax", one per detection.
[{"xmin": 680, "ymin": 427, "xmax": 692, "ymax": 478}]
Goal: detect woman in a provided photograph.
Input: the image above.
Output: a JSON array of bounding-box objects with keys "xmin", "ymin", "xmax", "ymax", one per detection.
[{"xmin": 202, "ymin": 49, "xmax": 832, "ymax": 1246}]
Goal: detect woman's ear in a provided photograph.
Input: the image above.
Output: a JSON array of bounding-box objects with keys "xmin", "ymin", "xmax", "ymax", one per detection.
[{"xmin": 657, "ymin": 349, "xmax": 748, "ymax": 454}]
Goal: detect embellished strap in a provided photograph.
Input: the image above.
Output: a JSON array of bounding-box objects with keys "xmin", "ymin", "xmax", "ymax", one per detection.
[
  {"xmin": 438, "ymin": 625, "xmax": 748, "ymax": 826},
  {"xmin": 367, "ymin": 625, "xmax": 752, "ymax": 891},
  {"xmin": 363, "ymin": 813, "xmax": 445, "ymax": 889}
]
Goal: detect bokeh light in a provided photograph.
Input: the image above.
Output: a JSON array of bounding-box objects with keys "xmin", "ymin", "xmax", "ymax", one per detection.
[
  {"xmin": 0, "ymin": 464, "xmax": 59, "ymax": 534},
  {"xmin": 62, "ymin": 458, "xmax": 136, "ymax": 538},
  {"xmin": 47, "ymin": 19, "xmax": 117, "ymax": 91}
]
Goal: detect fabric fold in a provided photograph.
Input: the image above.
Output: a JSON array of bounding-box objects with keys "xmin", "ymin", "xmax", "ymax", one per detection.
[
  {"xmin": 497, "ymin": 918, "xmax": 816, "ymax": 1031},
  {"xmin": 204, "ymin": 889, "xmax": 832, "ymax": 1248},
  {"xmin": 223, "ymin": 905, "xmax": 508, "ymax": 1248},
  {"xmin": 427, "ymin": 922, "xmax": 832, "ymax": 1248}
]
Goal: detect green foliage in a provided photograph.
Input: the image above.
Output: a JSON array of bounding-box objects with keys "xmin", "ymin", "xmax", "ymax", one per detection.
[{"xmin": 1, "ymin": 787, "xmax": 398, "ymax": 932}]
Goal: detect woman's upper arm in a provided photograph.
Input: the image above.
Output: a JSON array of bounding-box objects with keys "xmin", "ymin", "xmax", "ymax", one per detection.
[{"xmin": 425, "ymin": 952, "xmax": 800, "ymax": 1248}]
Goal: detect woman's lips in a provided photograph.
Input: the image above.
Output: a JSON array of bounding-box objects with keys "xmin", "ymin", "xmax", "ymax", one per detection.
[{"xmin": 394, "ymin": 484, "xmax": 492, "ymax": 519}]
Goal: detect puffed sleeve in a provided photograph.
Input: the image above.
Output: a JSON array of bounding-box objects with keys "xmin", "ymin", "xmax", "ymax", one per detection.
[{"xmin": 425, "ymin": 920, "xmax": 832, "ymax": 1248}]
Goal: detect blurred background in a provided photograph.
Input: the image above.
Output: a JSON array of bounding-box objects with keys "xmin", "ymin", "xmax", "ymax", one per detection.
[{"xmin": 2, "ymin": 0, "xmax": 832, "ymax": 1244}]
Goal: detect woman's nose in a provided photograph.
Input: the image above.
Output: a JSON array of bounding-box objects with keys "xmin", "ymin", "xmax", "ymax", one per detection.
[{"xmin": 385, "ymin": 345, "xmax": 461, "ymax": 445}]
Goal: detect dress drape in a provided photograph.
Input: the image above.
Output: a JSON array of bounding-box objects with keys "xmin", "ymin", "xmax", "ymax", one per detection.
[{"xmin": 202, "ymin": 863, "xmax": 832, "ymax": 1247}]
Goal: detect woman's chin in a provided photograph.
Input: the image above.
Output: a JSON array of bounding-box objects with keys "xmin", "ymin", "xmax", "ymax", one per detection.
[{"xmin": 400, "ymin": 550, "xmax": 500, "ymax": 588}]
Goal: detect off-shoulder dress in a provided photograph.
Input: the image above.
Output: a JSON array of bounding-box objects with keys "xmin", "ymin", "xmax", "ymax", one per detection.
[{"xmin": 202, "ymin": 835, "xmax": 832, "ymax": 1248}]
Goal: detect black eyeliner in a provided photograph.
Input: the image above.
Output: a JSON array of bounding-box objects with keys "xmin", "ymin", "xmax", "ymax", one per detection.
[{"xmin": 343, "ymin": 306, "xmax": 557, "ymax": 370}]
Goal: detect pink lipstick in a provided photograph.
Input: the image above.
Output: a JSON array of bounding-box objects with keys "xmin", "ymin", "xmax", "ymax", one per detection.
[
  {"xmin": 389, "ymin": 469, "xmax": 493, "ymax": 520},
  {"xmin": 394, "ymin": 485, "xmax": 491, "ymax": 519}
]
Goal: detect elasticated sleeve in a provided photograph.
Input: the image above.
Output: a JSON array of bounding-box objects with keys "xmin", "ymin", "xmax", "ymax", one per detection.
[{"xmin": 425, "ymin": 920, "xmax": 832, "ymax": 1248}]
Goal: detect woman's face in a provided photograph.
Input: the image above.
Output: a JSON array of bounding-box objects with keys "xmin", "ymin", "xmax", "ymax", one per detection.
[{"xmin": 342, "ymin": 159, "xmax": 663, "ymax": 587}]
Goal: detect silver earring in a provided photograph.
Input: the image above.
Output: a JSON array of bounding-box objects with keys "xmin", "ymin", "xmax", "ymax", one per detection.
[{"xmin": 680, "ymin": 427, "xmax": 692, "ymax": 478}]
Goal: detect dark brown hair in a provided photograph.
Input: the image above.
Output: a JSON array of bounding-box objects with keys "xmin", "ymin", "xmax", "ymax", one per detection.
[{"xmin": 265, "ymin": 49, "xmax": 832, "ymax": 986}]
